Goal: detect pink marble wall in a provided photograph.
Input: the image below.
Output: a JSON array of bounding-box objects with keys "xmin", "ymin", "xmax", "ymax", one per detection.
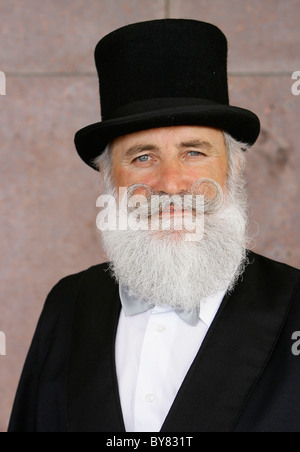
[{"xmin": 1, "ymin": 0, "xmax": 299, "ymax": 431}]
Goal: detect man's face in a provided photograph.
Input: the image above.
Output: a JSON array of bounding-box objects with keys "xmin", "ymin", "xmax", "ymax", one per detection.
[
  {"xmin": 111, "ymin": 126, "xmax": 228, "ymax": 194},
  {"xmin": 100, "ymin": 127, "xmax": 248, "ymax": 310}
]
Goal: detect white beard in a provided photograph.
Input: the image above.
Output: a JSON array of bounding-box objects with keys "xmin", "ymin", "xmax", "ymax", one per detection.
[{"xmin": 98, "ymin": 175, "xmax": 249, "ymax": 312}]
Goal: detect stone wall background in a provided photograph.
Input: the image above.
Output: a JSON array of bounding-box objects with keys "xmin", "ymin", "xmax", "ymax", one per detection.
[{"xmin": 1, "ymin": 0, "xmax": 299, "ymax": 432}]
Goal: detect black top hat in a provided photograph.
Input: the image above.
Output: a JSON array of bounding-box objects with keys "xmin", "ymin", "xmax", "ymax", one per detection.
[{"xmin": 75, "ymin": 19, "xmax": 260, "ymax": 170}]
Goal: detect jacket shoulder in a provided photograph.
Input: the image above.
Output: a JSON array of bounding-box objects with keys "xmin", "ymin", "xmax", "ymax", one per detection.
[
  {"xmin": 51, "ymin": 262, "xmax": 111, "ymax": 291},
  {"xmin": 246, "ymin": 251, "xmax": 300, "ymax": 288},
  {"xmin": 38, "ymin": 262, "xmax": 113, "ymax": 338},
  {"xmin": 248, "ymin": 251, "xmax": 299, "ymax": 271},
  {"xmin": 46, "ymin": 262, "xmax": 111, "ymax": 306}
]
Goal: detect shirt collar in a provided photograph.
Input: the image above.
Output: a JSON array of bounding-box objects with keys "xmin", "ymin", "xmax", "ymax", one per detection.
[{"xmin": 199, "ymin": 289, "xmax": 227, "ymax": 327}]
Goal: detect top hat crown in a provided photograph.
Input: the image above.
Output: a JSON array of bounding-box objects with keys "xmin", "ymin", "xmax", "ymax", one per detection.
[{"xmin": 75, "ymin": 19, "xmax": 260, "ymax": 169}]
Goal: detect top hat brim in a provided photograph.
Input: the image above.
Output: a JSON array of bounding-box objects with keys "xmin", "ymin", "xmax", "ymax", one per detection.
[{"xmin": 75, "ymin": 100, "xmax": 260, "ymax": 170}]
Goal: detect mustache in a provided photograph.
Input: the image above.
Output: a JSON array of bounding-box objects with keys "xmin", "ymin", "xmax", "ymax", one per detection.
[{"xmin": 122, "ymin": 178, "xmax": 224, "ymax": 218}]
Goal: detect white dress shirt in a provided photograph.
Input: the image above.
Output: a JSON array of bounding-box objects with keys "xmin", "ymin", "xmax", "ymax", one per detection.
[{"xmin": 115, "ymin": 288, "xmax": 226, "ymax": 432}]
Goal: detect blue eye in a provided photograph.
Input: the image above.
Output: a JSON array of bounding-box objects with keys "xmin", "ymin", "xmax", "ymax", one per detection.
[
  {"xmin": 189, "ymin": 151, "xmax": 201, "ymax": 157},
  {"xmin": 137, "ymin": 155, "xmax": 150, "ymax": 162}
]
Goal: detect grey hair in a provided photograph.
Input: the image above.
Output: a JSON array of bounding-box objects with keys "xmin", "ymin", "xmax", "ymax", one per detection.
[
  {"xmin": 93, "ymin": 143, "xmax": 115, "ymax": 195},
  {"xmin": 93, "ymin": 143, "xmax": 112, "ymax": 174},
  {"xmin": 224, "ymin": 132, "xmax": 249, "ymax": 178},
  {"xmin": 223, "ymin": 132, "xmax": 250, "ymax": 209}
]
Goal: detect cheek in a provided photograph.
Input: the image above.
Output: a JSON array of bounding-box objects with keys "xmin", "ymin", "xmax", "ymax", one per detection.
[
  {"xmin": 201, "ymin": 158, "xmax": 229, "ymax": 190},
  {"xmin": 218, "ymin": 160, "xmax": 229, "ymax": 190},
  {"xmin": 208, "ymin": 168, "xmax": 227, "ymax": 190},
  {"xmin": 113, "ymin": 160, "xmax": 160, "ymax": 189},
  {"xmin": 113, "ymin": 165, "xmax": 142, "ymax": 189},
  {"xmin": 188, "ymin": 165, "xmax": 228, "ymax": 190}
]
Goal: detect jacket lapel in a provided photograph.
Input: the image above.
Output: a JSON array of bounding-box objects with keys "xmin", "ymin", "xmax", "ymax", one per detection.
[
  {"xmin": 66, "ymin": 264, "xmax": 125, "ymax": 432},
  {"xmin": 161, "ymin": 252, "xmax": 294, "ymax": 432}
]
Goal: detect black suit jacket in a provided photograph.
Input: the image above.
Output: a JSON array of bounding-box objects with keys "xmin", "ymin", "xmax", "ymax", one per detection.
[{"xmin": 8, "ymin": 252, "xmax": 300, "ymax": 432}]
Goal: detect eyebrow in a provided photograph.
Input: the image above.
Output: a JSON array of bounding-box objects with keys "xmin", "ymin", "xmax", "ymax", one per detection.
[
  {"xmin": 177, "ymin": 140, "xmax": 214, "ymax": 151},
  {"xmin": 124, "ymin": 139, "xmax": 214, "ymax": 158},
  {"xmin": 124, "ymin": 144, "xmax": 159, "ymax": 158}
]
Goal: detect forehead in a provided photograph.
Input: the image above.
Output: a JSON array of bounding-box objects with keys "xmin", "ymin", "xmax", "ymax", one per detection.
[{"xmin": 111, "ymin": 126, "xmax": 226, "ymax": 155}]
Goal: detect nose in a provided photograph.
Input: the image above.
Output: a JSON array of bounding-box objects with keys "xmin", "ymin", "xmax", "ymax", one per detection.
[{"xmin": 152, "ymin": 162, "xmax": 190, "ymax": 195}]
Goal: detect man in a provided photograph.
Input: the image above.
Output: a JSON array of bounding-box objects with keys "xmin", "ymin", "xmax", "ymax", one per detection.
[{"xmin": 9, "ymin": 19, "xmax": 300, "ymax": 432}]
